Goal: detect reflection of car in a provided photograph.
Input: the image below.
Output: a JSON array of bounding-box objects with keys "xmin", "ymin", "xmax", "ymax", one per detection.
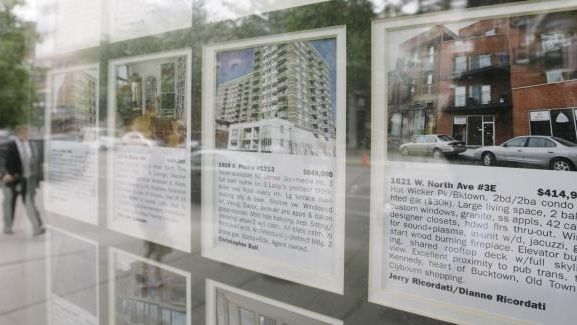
[
  {"xmin": 387, "ymin": 135, "xmax": 403, "ymax": 151},
  {"xmin": 120, "ymin": 132, "xmax": 160, "ymax": 147},
  {"xmin": 473, "ymin": 136, "xmax": 577, "ymax": 171},
  {"xmin": 190, "ymin": 148, "xmax": 261, "ymax": 203},
  {"xmin": 82, "ymin": 127, "xmax": 110, "ymax": 150},
  {"xmin": 399, "ymin": 134, "xmax": 466, "ymax": 159}
]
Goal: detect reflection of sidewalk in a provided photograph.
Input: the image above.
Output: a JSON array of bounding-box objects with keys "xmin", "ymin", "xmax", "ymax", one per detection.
[
  {"xmin": 387, "ymin": 149, "xmax": 480, "ymax": 166},
  {"xmin": 0, "ymin": 186, "xmax": 47, "ymax": 325},
  {"xmin": 346, "ymin": 149, "xmax": 480, "ymax": 166},
  {"xmin": 346, "ymin": 150, "xmax": 370, "ymax": 167}
]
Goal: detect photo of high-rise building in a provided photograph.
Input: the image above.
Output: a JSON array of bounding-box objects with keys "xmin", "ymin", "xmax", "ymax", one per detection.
[{"xmin": 215, "ymin": 38, "xmax": 337, "ymax": 157}]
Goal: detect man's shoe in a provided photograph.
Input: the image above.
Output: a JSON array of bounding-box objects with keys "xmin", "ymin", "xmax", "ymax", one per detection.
[
  {"xmin": 3, "ymin": 229, "xmax": 14, "ymax": 235},
  {"xmin": 33, "ymin": 228, "xmax": 46, "ymax": 237}
]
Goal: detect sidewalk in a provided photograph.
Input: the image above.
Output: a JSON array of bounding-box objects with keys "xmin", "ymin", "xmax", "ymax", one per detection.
[{"xmin": 0, "ymin": 190, "xmax": 47, "ymax": 325}]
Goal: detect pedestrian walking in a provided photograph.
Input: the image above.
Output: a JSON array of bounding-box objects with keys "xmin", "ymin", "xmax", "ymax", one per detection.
[{"xmin": 1, "ymin": 125, "xmax": 44, "ymax": 236}]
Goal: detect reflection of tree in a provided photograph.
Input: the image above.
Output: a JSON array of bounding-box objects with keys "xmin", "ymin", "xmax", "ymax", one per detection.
[
  {"xmin": 0, "ymin": 1, "xmax": 38, "ymax": 128},
  {"xmin": 115, "ymin": 255, "xmax": 187, "ymax": 325},
  {"xmin": 117, "ymin": 85, "xmax": 140, "ymax": 128}
]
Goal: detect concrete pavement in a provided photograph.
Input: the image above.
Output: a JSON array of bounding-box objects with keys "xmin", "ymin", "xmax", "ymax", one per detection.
[{"xmin": 0, "ymin": 188, "xmax": 47, "ymax": 325}]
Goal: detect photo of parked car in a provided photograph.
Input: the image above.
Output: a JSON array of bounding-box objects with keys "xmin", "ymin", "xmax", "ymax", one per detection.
[
  {"xmin": 399, "ymin": 134, "xmax": 466, "ymax": 159},
  {"xmin": 473, "ymin": 136, "xmax": 577, "ymax": 171}
]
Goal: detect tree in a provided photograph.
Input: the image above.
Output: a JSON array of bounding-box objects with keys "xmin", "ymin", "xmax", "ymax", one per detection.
[{"xmin": 0, "ymin": 0, "xmax": 36, "ymax": 129}]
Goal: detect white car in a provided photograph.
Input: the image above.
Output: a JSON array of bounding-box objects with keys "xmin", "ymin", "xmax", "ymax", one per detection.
[
  {"xmin": 399, "ymin": 134, "xmax": 466, "ymax": 159},
  {"xmin": 473, "ymin": 136, "xmax": 577, "ymax": 171},
  {"xmin": 120, "ymin": 132, "xmax": 160, "ymax": 147}
]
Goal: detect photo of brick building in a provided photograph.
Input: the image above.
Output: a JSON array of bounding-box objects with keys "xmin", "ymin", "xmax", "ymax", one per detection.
[
  {"xmin": 436, "ymin": 18, "xmax": 513, "ymax": 147},
  {"xmin": 387, "ymin": 10, "xmax": 577, "ymax": 169},
  {"xmin": 388, "ymin": 26, "xmax": 456, "ymax": 140},
  {"xmin": 509, "ymin": 12, "xmax": 577, "ymax": 143}
]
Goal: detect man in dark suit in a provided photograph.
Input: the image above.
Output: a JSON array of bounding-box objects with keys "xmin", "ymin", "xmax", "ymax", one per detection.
[{"xmin": 1, "ymin": 126, "xmax": 44, "ymax": 236}]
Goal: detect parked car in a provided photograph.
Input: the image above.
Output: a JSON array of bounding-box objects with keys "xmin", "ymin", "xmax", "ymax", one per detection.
[
  {"xmin": 473, "ymin": 136, "xmax": 577, "ymax": 171},
  {"xmin": 399, "ymin": 134, "xmax": 466, "ymax": 159}
]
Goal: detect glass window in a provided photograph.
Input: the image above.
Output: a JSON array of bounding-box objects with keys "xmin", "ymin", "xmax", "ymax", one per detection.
[
  {"xmin": 527, "ymin": 137, "xmax": 550, "ymax": 147},
  {"xmin": 480, "ymin": 54, "xmax": 491, "ymax": 68},
  {"xmin": 437, "ymin": 135, "xmax": 454, "ymax": 141},
  {"xmin": 416, "ymin": 136, "xmax": 427, "ymax": 143},
  {"xmin": 455, "ymin": 86, "xmax": 466, "ymax": 106},
  {"xmin": 541, "ymin": 32, "xmax": 566, "ymax": 52},
  {"xmin": 453, "ymin": 123, "xmax": 467, "ymax": 142},
  {"xmin": 9, "ymin": 2, "xmax": 577, "ymax": 325},
  {"xmin": 504, "ymin": 137, "xmax": 527, "ymax": 147},
  {"xmin": 455, "ymin": 56, "xmax": 467, "ymax": 73},
  {"xmin": 481, "ymin": 85, "xmax": 491, "ymax": 104},
  {"xmin": 553, "ymin": 137, "xmax": 577, "ymax": 147},
  {"xmin": 259, "ymin": 315, "xmax": 277, "ymax": 325},
  {"xmin": 240, "ymin": 308, "xmax": 255, "ymax": 325}
]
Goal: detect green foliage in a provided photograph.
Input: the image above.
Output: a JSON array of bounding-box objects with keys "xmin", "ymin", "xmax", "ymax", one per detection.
[
  {"xmin": 0, "ymin": 1, "xmax": 36, "ymax": 128},
  {"xmin": 273, "ymin": 0, "xmax": 374, "ymax": 91}
]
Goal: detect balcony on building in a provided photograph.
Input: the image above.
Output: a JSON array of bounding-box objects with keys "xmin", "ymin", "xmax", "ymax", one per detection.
[
  {"xmin": 421, "ymin": 55, "xmax": 436, "ymax": 71},
  {"xmin": 450, "ymin": 53, "xmax": 510, "ymax": 81},
  {"xmin": 444, "ymin": 87, "xmax": 512, "ymax": 114},
  {"xmin": 528, "ymin": 38, "xmax": 577, "ymax": 71}
]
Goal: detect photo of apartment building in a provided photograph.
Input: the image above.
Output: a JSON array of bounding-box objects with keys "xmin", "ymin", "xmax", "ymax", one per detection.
[
  {"xmin": 387, "ymin": 10, "xmax": 577, "ymax": 162},
  {"xmin": 50, "ymin": 68, "xmax": 98, "ymax": 137},
  {"xmin": 112, "ymin": 252, "xmax": 188, "ymax": 325},
  {"xmin": 209, "ymin": 282, "xmax": 339, "ymax": 325},
  {"xmin": 114, "ymin": 53, "xmax": 188, "ymax": 147},
  {"xmin": 509, "ymin": 11, "xmax": 577, "ymax": 142},
  {"xmin": 388, "ymin": 26, "xmax": 456, "ymax": 140},
  {"xmin": 437, "ymin": 18, "xmax": 513, "ymax": 147},
  {"xmin": 215, "ymin": 39, "xmax": 336, "ymax": 157}
]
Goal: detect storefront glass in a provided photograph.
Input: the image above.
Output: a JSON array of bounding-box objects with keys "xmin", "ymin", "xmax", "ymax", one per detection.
[{"xmin": 1, "ymin": 0, "xmax": 577, "ymax": 325}]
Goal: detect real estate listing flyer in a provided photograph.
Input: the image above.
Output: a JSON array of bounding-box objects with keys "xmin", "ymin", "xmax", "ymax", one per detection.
[
  {"xmin": 369, "ymin": 1, "xmax": 577, "ymax": 324},
  {"xmin": 201, "ymin": 27, "xmax": 346, "ymax": 294},
  {"xmin": 107, "ymin": 49, "xmax": 192, "ymax": 253},
  {"xmin": 45, "ymin": 64, "xmax": 100, "ymax": 225}
]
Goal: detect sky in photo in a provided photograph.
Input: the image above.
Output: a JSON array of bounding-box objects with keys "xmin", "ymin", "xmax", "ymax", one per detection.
[
  {"xmin": 216, "ymin": 38, "xmax": 338, "ymax": 115},
  {"xmin": 387, "ymin": 20, "xmax": 475, "ymax": 72}
]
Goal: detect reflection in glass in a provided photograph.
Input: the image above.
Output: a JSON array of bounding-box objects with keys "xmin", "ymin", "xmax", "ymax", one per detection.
[
  {"xmin": 47, "ymin": 227, "xmax": 98, "ymax": 325},
  {"xmin": 108, "ymin": 51, "xmax": 192, "ymax": 252},
  {"xmin": 110, "ymin": 248, "xmax": 190, "ymax": 325},
  {"xmin": 115, "ymin": 55, "xmax": 187, "ymax": 148},
  {"xmin": 45, "ymin": 65, "xmax": 100, "ymax": 224},
  {"xmin": 209, "ymin": 280, "xmax": 341, "ymax": 325},
  {"xmin": 107, "ymin": 0, "xmax": 192, "ymax": 42}
]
